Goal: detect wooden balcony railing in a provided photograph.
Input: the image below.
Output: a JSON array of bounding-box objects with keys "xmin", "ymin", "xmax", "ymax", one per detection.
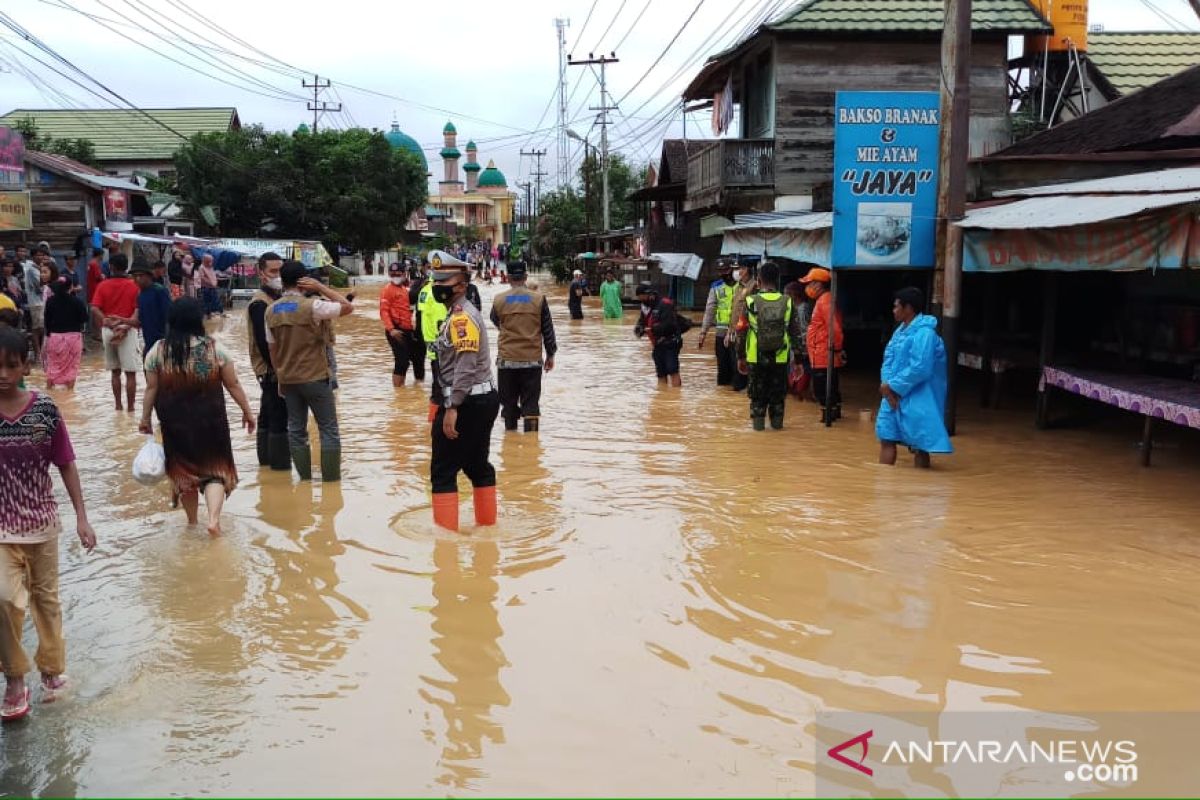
[{"xmin": 686, "ymin": 139, "xmax": 774, "ymax": 208}]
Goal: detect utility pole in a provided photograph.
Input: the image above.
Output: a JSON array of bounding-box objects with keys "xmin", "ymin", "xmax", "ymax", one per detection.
[
  {"xmin": 302, "ymin": 74, "xmax": 341, "ymax": 133},
  {"xmin": 521, "ymin": 148, "xmax": 548, "ymax": 219},
  {"xmin": 935, "ymin": 0, "xmax": 971, "ymax": 435},
  {"xmin": 554, "ymin": 18, "xmax": 571, "ymax": 189},
  {"xmin": 517, "ymin": 180, "xmax": 534, "ymax": 258},
  {"xmin": 569, "ymin": 52, "xmax": 619, "ymax": 231},
  {"xmin": 1189, "ymin": 0, "xmax": 1200, "ymax": 23}
]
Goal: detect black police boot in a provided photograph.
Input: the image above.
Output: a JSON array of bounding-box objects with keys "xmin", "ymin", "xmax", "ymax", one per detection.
[
  {"xmin": 752, "ymin": 415, "xmax": 766, "ymax": 431},
  {"xmin": 504, "ymin": 419, "xmax": 518, "ymax": 432},
  {"xmin": 268, "ymin": 434, "xmax": 292, "ymax": 471},
  {"xmin": 523, "ymin": 417, "xmax": 539, "ymax": 433},
  {"xmin": 256, "ymin": 425, "xmax": 269, "ymax": 466},
  {"xmin": 769, "ymin": 409, "xmax": 784, "ymax": 430},
  {"xmin": 290, "ymin": 446, "xmax": 313, "ymax": 481},
  {"xmin": 320, "ymin": 448, "xmax": 341, "ymax": 482}
]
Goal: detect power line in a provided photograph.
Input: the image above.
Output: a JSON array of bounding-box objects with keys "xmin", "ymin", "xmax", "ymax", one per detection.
[
  {"xmin": 569, "ymin": 0, "xmax": 600, "ymax": 55},
  {"xmin": 611, "ymin": 0, "xmax": 654, "ymax": 54},
  {"xmin": 615, "ymin": 0, "xmax": 708, "ymax": 106},
  {"xmin": 592, "ymin": 0, "xmax": 629, "ymax": 51}
]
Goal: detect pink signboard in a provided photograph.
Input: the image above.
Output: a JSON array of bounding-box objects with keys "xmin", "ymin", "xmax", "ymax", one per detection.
[{"xmin": 0, "ymin": 126, "xmax": 25, "ymax": 189}]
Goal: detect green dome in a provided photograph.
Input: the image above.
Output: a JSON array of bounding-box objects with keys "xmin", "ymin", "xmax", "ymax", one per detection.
[
  {"xmin": 443, "ymin": 120, "xmax": 457, "ymax": 134},
  {"xmin": 439, "ymin": 146, "xmax": 461, "ymax": 159},
  {"xmin": 463, "ymin": 161, "xmax": 482, "ymax": 172},
  {"xmin": 466, "ymin": 140, "xmax": 477, "ymax": 150},
  {"xmin": 295, "ymin": 123, "xmax": 310, "ymax": 134},
  {"xmin": 385, "ymin": 122, "xmax": 428, "ymax": 171},
  {"xmin": 477, "ymin": 159, "xmax": 507, "ymax": 188}
]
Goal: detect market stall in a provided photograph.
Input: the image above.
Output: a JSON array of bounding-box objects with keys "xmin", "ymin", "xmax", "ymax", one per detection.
[{"xmin": 958, "ymin": 168, "xmax": 1200, "ymax": 465}]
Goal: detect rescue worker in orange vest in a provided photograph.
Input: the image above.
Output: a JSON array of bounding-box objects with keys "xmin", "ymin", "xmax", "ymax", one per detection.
[
  {"xmin": 380, "ymin": 261, "xmax": 423, "ymax": 387},
  {"xmin": 802, "ymin": 267, "xmax": 845, "ymax": 423},
  {"xmin": 429, "ymin": 266, "xmax": 499, "ymax": 532},
  {"xmin": 266, "ymin": 261, "xmax": 354, "ymax": 481},
  {"xmin": 489, "ymin": 260, "xmax": 557, "ymax": 433}
]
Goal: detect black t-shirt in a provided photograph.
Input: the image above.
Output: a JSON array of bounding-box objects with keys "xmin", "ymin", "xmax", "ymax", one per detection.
[{"xmin": 44, "ymin": 293, "xmax": 89, "ymax": 334}]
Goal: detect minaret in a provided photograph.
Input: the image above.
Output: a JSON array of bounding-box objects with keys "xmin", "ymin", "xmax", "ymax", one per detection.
[
  {"xmin": 439, "ymin": 120, "xmax": 463, "ymax": 195},
  {"xmin": 464, "ymin": 140, "xmax": 481, "ymax": 192}
]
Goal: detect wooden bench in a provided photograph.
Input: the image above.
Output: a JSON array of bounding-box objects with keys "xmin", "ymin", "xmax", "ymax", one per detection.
[{"xmin": 1037, "ymin": 366, "xmax": 1200, "ymax": 466}]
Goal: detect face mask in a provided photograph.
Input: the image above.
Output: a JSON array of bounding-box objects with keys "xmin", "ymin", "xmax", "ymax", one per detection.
[
  {"xmin": 805, "ymin": 284, "xmax": 821, "ymax": 300},
  {"xmin": 732, "ymin": 270, "xmax": 742, "ymax": 282},
  {"xmin": 390, "ymin": 276, "xmax": 405, "ymax": 286},
  {"xmin": 640, "ymin": 303, "xmax": 652, "ymax": 315},
  {"xmin": 432, "ymin": 283, "xmax": 458, "ymax": 305},
  {"xmin": 265, "ymin": 276, "xmax": 282, "ymax": 291}
]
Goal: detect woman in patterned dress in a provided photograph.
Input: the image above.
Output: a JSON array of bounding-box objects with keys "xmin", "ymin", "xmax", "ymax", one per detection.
[{"xmin": 138, "ymin": 298, "xmax": 255, "ymax": 535}]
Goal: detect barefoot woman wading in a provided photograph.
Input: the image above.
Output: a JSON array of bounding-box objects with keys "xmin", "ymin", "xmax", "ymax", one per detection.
[{"xmin": 139, "ymin": 298, "xmax": 256, "ymax": 536}]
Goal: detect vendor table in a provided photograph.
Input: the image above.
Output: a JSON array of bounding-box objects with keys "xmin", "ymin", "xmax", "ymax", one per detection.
[{"xmin": 1038, "ymin": 366, "xmax": 1200, "ymax": 466}]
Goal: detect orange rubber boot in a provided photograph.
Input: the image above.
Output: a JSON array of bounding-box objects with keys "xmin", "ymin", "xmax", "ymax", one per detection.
[
  {"xmin": 432, "ymin": 492, "xmax": 459, "ymax": 532},
  {"xmin": 428, "ymin": 402, "xmax": 439, "ymax": 423},
  {"xmin": 473, "ymin": 486, "xmax": 497, "ymax": 526}
]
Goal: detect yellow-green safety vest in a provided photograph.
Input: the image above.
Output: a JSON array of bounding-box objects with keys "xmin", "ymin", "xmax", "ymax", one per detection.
[
  {"xmin": 715, "ymin": 281, "xmax": 735, "ymax": 327},
  {"xmin": 745, "ymin": 291, "xmax": 793, "ymax": 365},
  {"xmin": 419, "ymin": 279, "xmax": 447, "ymax": 359}
]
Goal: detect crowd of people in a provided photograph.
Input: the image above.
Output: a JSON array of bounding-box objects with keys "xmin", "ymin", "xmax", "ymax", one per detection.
[{"xmin": 0, "ymin": 240, "xmax": 952, "ymax": 724}]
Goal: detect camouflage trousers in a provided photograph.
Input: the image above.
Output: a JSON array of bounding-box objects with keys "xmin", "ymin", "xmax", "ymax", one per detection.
[{"xmin": 748, "ymin": 361, "xmax": 788, "ymax": 421}]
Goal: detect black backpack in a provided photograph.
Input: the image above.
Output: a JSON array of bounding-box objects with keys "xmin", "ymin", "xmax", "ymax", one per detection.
[{"xmin": 753, "ymin": 295, "xmax": 789, "ymax": 356}]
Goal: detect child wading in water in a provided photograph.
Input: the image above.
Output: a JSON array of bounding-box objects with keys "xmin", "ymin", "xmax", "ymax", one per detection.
[{"xmin": 0, "ymin": 326, "xmax": 96, "ymax": 722}]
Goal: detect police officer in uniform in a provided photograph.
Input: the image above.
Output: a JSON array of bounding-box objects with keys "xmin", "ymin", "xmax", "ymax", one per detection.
[
  {"xmin": 489, "ymin": 260, "xmax": 557, "ymax": 433},
  {"xmin": 418, "ymin": 250, "xmax": 481, "ymax": 422},
  {"xmin": 698, "ymin": 257, "xmax": 739, "ymax": 387},
  {"xmin": 429, "ymin": 265, "xmax": 500, "ymax": 532},
  {"xmin": 246, "ymin": 251, "xmax": 289, "ymax": 470}
]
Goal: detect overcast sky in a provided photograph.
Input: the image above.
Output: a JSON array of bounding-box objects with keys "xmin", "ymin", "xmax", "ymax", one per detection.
[{"xmin": 2, "ymin": 0, "xmax": 1196, "ymax": 192}]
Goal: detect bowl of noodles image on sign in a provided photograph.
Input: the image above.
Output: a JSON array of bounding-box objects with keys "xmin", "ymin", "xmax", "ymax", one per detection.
[{"xmin": 855, "ymin": 202, "xmax": 912, "ymax": 266}]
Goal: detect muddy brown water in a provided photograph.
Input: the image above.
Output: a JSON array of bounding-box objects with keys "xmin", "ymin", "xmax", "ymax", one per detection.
[{"xmin": 1, "ymin": 279, "xmax": 1198, "ymax": 796}]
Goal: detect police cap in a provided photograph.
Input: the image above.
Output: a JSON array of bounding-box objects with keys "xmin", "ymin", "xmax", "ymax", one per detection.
[{"xmin": 507, "ymin": 260, "xmax": 528, "ymax": 278}]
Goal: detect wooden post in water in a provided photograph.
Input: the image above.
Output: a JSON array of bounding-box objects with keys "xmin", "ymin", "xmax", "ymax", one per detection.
[
  {"xmin": 825, "ymin": 270, "xmax": 838, "ymax": 428},
  {"xmin": 935, "ymin": 0, "xmax": 972, "ymax": 435}
]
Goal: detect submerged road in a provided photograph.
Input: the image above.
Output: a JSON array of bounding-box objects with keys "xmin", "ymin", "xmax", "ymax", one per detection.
[{"xmin": 1, "ymin": 278, "xmax": 1198, "ymax": 796}]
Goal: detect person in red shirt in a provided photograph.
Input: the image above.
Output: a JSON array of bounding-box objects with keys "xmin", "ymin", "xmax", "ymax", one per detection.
[
  {"xmin": 85, "ymin": 249, "xmax": 104, "ymax": 305},
  {"xmin": 379, "ymin": 262, "xmax": 423, "ymax": 387},
  {"xmin": 89, "ymin": 253, "xmax": 142, "ymax": 411}
]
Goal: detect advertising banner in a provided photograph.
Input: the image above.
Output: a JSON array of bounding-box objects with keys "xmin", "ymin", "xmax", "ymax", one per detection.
[
  {"xmin": 0, "ymin": 127, "xmax": 25, "ymax": 190},
  {"xmin": 963, "ymin": 207, "xmax": 1196, "ymax": 272},
  {"xmin": 0, "ymin": 191, "xmax": 32, "ymax": 231},
  {"xmin": 103, "ymin": 187, "xmax": 132, "ymax": 231},
  {"xmin": 832, "ymin": 91, "xmax": 941, "ymax": 269}
]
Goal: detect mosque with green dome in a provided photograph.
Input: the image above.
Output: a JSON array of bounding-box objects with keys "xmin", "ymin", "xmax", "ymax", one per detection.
[{"xmin": 386, "ymin": 117, "xmax": 514, "ymax": 245}]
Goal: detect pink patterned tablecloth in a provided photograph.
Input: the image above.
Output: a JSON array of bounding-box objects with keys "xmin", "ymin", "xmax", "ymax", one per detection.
[{"xmin": 1040, "ymin": 367, "xmax": 1200, "ymax": 430}]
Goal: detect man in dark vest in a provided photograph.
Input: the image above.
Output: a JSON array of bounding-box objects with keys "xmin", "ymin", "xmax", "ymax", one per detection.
[
  {"xmin": 489, "ymin": 260, "xmax": 557, "ymax": 433},
  {"xmin": 266, "ymin": 261, "xmax": 354, "ymax": 481},
  {"xmin": 247, "ymin": 251, "xmax": 289, "ymax": 470}
]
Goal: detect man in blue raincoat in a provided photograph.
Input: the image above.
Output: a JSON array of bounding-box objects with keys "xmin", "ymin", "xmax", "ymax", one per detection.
[{"xmin": 876, "ymin": 287, "xmax": 953, "ymax": 468}]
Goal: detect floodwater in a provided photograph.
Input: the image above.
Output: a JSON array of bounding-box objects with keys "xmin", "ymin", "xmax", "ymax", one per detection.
[{"xmin": 2, "ymin": 278, "xmax": 1199, "ymax": 797}]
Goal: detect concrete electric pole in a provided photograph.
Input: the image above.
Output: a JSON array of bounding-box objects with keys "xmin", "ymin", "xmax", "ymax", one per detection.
[
  {"xmin": 935, "ymin": 0, "xmax": 972, "ymax": 435},
  {"xmin": 569, "ymin": 53, "xmax": 618, "ymax": 232},
  {"xmin": 520, "ymin": 148, "xmax": 548, "ymax": 219},
  {"xmin": 302, "ymin": 75, "xmax": 341, "ymax": 133}
]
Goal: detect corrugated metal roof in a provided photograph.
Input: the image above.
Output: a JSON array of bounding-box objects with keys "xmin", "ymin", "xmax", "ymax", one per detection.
[
  {"xmin": 958, "ymin": 192, "xmax": 1200, "ymax": 229},
  {"xmin": 727, "ymin": 212, "xmax": 833, "ymax": 230},
  {"xmin": 994, "ymin": 167, "xmax": 1200, "ymax": 197},
  {"xmin": 767, "ymin": 0, "xmax": 1050, "ymax": 34},
  {"xmin": 69, "ymin": 172, "xmax": 148, "ymax": 193},
  {"xmin": 1088, "ymin": 32, "xmax": 1200, "ymax": 96},
  {"xmin": 0, "ymin": 108, "xmax": 239, "ymax": 163}
]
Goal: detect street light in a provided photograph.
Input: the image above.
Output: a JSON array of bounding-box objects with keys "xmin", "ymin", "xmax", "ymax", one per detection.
[{"xmin": 565, "ymin": 128, "xmax": 594, "ymax": 252}]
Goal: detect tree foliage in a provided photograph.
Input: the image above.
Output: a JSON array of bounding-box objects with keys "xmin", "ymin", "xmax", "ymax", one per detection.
[
  {"xmin": 172, "ymin": 125, "xmax": 427, "ymax": 254},
  {"xmin": 14, "ymin": 117, "xmax": 98, "ymax": 167},
  {"xmin": 579, "ymin": 152, "xmax": 642, "ymax": 231},
  {"xmin": 534, "ymin": 188, "xmax": 585, "ymax": 272}
]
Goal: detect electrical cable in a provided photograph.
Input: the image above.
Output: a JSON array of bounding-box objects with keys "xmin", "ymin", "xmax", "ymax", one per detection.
[
  {"xmin": 614, "ymin": 0, "xmax": 707, "ymax": 106},
  {"xmin": 569, "ymin": 0, "xmax": 601, "ymax": 56}
]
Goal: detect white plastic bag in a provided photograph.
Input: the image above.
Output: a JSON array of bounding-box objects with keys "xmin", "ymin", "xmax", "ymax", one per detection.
[{"xmin": 132, "ymin": 435, "xmax": 166, "ymax": 486}]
